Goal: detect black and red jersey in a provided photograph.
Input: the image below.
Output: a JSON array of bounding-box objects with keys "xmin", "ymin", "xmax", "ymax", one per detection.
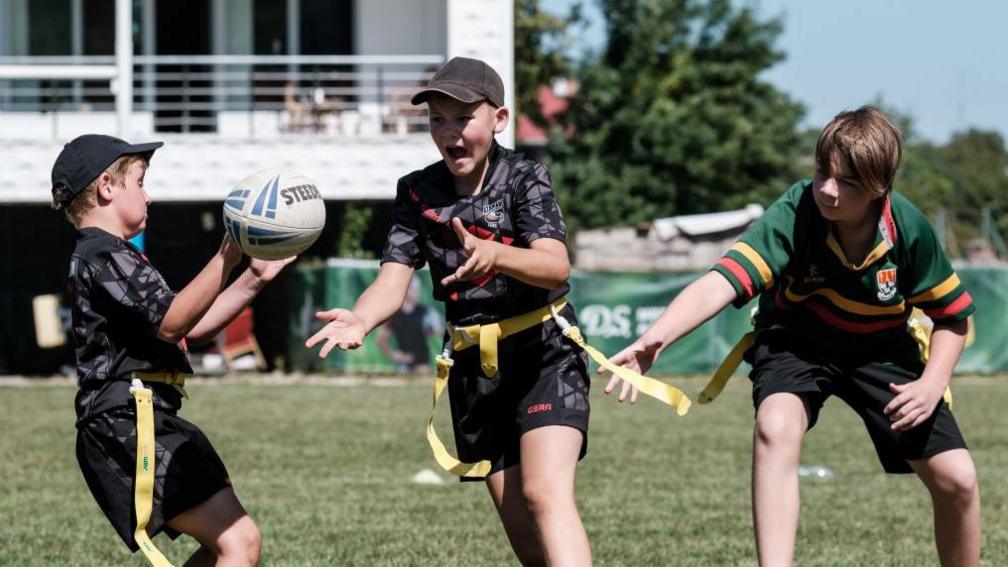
[
  {"xmin": 381, "ymin": 142, "xmax": 569, "ymax": 325},
  {"xmin": 69, "ymin": 227, "xmax": 189, "ymax": 418}
]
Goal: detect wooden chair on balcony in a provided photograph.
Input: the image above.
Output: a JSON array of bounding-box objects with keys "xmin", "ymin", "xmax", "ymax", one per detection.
[{"xmin": 221, "ymin": 307, "xmax": 267, "ymax": 372}]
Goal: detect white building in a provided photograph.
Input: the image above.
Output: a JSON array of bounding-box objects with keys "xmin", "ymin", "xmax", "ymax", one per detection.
[{"xmin": 0, "ymin": 0, "xmax": 515, "ymax": 202}]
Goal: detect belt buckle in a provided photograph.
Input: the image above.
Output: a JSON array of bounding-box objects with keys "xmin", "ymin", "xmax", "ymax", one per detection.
[{"xmin": 448, "ymin": 324, "xmax": 480, "ymax": 349}]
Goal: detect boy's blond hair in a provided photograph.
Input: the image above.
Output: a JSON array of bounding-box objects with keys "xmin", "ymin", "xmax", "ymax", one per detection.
[
  {"xmin": 55, "ymin": 155, "xmax": 149, "ymax": 227},
  {"xmin": 815, "ymin": 106, "xmax": 902, "ymax": 197}
]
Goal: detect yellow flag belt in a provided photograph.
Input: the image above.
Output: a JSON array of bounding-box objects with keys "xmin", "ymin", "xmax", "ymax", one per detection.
[
  {"xmin": 128, "ymin": 372, "xmax": 187, "ymax": 567},
  {"xmin": 699, "ymin": 324, "xmax": 952, "ymax": 407},
  {"xmin": 427, "ymin": 298, "xmax": 692, "ymax": 478}
]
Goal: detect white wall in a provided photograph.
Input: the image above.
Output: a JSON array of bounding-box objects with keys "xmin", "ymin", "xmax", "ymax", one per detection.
[{"xmin": 354, "ymin": 0, "xmax": 447, "ymax": 56}]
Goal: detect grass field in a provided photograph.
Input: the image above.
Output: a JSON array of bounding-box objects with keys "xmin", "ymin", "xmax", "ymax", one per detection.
[{"xmin": 1, "ymin": 374, "xmax": 1007, "ymax": 566}]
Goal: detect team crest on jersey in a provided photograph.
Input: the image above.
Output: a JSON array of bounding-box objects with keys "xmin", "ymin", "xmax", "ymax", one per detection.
[
  {"xmin": 482, "ymin": 199, "xmax": 506, "ymax": 227},
  {"xmin": 876, "ymin": 267, "xmax": 898, "ymax": 301}
]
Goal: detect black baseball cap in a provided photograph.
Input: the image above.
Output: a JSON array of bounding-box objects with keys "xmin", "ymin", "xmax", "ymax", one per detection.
[
  {"xmin": 411, "ymin": 57, "xmax": 505, "ymax": 107},
  {"xmin": 51, "ymin": 134, "xmax": 163, "ymax": 207}
]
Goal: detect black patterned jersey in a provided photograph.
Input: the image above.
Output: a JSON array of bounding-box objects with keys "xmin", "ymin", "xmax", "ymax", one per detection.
[
  {"xmin": 381, "ymin": 143, "xmax": 569, "ymax": 325},
  {"xmin": 69, "ymin": 227, "xmax": 190, "ymax": 418}
]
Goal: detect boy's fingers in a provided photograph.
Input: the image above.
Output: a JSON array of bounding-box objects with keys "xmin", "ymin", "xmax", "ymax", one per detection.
[
  {"xmin": 318, "ymin": 338, "xmax": 337, "ymax": 358},
  {"xmin": 630, "ymin": 386, "xmax": 639, "ymax": 404},
  {"xmin": 891, "ymin": 409, "xmax": 918, "ymax": 430},
  {"xmin": 442, "ymin": 257, "xmax": 477, "ymax": 286},
  {"xmin": 883, "ymin": 393, "xmax": 907, "ymax": 415},
  {"xmin": 618, "ymin": 380, "xmax": 630, "ymax": 402},
  {"xmin": 603, "ymin": 374, "xmax": 620, "ymax": 394},
  {"xmin": 451, "ymin": 218, "xmax": 470, "ymax": 243},
  {"xmin": 888, "ymin": 382, "xmax": 905, "ymax": 394}
]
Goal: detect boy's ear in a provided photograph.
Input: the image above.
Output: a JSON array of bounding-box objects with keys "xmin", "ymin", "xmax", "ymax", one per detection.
[
  {"xmin": 95, "ymin": 172, "xmax": 115, "ymax": 202},
  {"xmin": 493, "ymin": 106, "xmax": 510, "ymax": 134}
]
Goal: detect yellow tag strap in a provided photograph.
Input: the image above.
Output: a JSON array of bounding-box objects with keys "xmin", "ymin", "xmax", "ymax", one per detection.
[
  {"xmin": 130, "ymin": 385, "xmax": 175, "ymax": 567},
  {"xmin": 426, "ymin": 355, "xmax": 492, "ymax": 478},
  {"xmin": 478, "ymin": 323, "xmax": 502, "ymax": 377},
  {"xmin": 907, "ymin": 318, "xmax": 953, "ymax": 408},
  {"xmin": 562, "ymin": 327, "xmax": 692, "ymax": 416},
  {"xmin": 698, "ymin": 331, "xmax": 760, "ymax": 404}
]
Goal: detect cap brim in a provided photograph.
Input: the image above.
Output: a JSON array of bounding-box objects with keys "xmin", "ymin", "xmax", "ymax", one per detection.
[
  {"xmin": 411, "ymin": 84, "xmax": 486, "ymax": 106},
  {"xmin": 122, "ymin": 141, "xmax": 164, "ymax": 160}
]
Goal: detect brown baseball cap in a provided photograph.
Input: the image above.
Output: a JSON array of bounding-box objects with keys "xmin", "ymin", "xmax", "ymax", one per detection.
[{"xmin": 411, "ymin": 57, "xmax": 505, "ymax": 107}]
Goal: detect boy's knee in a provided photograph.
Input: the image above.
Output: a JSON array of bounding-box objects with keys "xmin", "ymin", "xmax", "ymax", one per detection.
[
  {"xmin": 931, "ymin": 464, "xmax": 979, "ymax": 505},
  {"xmin": 219, "ymin": 519, "xmax": 261, "ymax": 565},
  {"xmin": 521, "ymin": 480, "xmax": 566, "ymax": 519},
  {"xmin": 753, "ymin": 411, "xmax": 804, "ymax": 449}
]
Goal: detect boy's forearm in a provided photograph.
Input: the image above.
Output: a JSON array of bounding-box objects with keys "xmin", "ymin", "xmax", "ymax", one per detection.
[
  {"xmin": 648, "ymin": 271, "xmax": 738, "ymax": 352},
  {"xmin": 352, "ymin": 264, "xmax": 414, "ymax": 334},
  {"xmin": 919, "ymin": 319, "xmax": 969, "ymax": 389},
  {"xmin": 158, "ymin": 255, "xmax": 235, "ymax": 342},
  {"xmin": 185, "ymin": 269, "xmax": 264, "ymax": 345},
  {"xmin": 492, "ymin": 241, "xmax": 570, "ymax": 289}
]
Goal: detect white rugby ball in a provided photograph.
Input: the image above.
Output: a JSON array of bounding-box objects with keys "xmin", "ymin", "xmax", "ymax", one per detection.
[{"xmin": 222, "ymin": 170, "xmax": 326, "ymax": 260}]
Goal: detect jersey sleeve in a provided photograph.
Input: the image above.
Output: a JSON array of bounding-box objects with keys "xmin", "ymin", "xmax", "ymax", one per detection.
[
  {"xmin": 710, "ymin": 184, "xmax": 800, "ymax": 308},
  {"xmin": 513, "ymin": 163, "xmax": 567, "ymax": 245},
  {"xmin": 380, "ymin": 179, "xmax": 427, "ymax": 269},
  {"xmin": 902, "ymin": 221, "xmax": 974, "ymax": 323},
  {"xmin": 94, "ymin": 248, "xmax": 175, "ymax": 336}
]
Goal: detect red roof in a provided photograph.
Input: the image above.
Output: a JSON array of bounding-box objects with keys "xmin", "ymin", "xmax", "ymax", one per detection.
[{"xmin": 516, "ymin": 83, "xmax": 574, "ymax": 145}]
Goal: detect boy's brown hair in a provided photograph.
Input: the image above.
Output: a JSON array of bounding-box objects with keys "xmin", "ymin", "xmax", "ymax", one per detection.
[
  {"xmin": 56, "ymin": 155, "xmax": 149, "ymax": 227},
  {"xmin": 815, "ymin": 106, "xmax": 902, "ymax": 197}
]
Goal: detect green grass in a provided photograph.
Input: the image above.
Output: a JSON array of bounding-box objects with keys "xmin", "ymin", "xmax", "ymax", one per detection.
[{"xmin": 1, "ymin": 375, "xmax": 1007, "ymax": 566}]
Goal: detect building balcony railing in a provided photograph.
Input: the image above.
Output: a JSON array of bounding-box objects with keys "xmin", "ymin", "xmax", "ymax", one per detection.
[{"xmin": 0, "ymin": 55, "xmax": 444, "ymax": 138}]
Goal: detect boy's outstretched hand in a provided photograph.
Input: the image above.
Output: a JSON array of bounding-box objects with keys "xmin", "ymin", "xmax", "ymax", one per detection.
[
  {"xmin": 601, "ymin": 336, "xmax": 663, "ymax": 404},
  {"xmin": 305, "ymin": 309, "xmax": 366, "ymax": 358},
  {"xmin": 249, "ymin": 256, "xmax": 296, "ymax": 285},
  {"xmin": 441, "ymin": 217, "xmax": 499, "ymax": 286}
]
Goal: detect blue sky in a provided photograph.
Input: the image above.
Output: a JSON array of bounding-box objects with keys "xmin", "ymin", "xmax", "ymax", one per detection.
[{"xmin": 540, "ymin": 0, "xmax": 1008, "ymax": 144}]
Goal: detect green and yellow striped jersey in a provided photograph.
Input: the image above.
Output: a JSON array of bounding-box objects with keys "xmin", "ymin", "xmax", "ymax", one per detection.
[{"xmin": 711, "ymin": 180, "xmax": 974, "ymax": 356}]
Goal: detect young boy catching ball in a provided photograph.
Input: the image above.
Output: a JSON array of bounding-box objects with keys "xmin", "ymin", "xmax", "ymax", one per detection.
[{"xmin": 54, "ymin": 134, "xmax": 293, "ymax": 566}]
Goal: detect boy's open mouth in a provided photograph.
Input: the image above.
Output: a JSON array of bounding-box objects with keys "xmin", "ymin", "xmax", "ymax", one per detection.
[{"xmin": 445, "ymin": 147, "xmax": 467, "ymax": 160}]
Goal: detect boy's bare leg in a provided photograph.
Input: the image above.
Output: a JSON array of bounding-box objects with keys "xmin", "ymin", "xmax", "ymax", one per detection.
[
  {"xmin": 167, "ymin": 487, "xmax": 261, "ymax": 567},
  {"xmin": 519, "ymin": 425, "xmax": 591, "ymax": 567},
  {"xmin": 486, "ymin": 465, "xmax": 547, "ymax": 566},
  {"xmin": 909, "ymin": 449, "xmax": 981, "ymax": 567},
  {"xmin": 751, "ymin": 393, "xmax": 809, "ymax": 567}
]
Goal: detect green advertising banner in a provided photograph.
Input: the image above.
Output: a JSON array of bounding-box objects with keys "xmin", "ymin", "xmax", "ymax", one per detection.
[{"xmin": 289, "ymin": 262, "xmax": 1008, "ymax": 375}]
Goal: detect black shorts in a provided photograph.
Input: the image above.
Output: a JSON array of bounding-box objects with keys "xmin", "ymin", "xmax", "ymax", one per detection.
[
  {"xmin": 447, "ymin": 303, "xmax": 591, "ymax": 481},
  {"xmin": 745, "ymin": 330, "xmax": 967, "ymax": 473},
  {"xmin": 76, "ymin": 404, "xmax": 232, "ymax": 551}
]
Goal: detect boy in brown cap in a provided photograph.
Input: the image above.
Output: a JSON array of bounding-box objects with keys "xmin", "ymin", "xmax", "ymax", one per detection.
[{"xmin": 308, "ymin": 57, "xmax": 595, "ymax": 564}]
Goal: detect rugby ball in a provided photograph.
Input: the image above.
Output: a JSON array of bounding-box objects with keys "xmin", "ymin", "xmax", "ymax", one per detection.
[{"xmin": 222, "ymin": 170, "xmax": 326, "ymax": 260}]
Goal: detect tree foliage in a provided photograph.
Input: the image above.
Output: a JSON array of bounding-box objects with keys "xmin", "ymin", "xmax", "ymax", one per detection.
[
  {"xmin": 548, "ymin": 0, "xmax": 805, "ymax": 231},
  {"xmin": 514, "ymin": 0, "xmax": 582, "ymax": 126}
]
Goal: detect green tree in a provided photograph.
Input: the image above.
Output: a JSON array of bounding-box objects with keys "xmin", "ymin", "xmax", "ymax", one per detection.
[
  {"xmin": 940, "ymin": 129, "xmax": 1008, "ymax": 234},
  {"xmin": 337, "ymin": 202, "xmax": 375, "ymax": 259},
  {"xmin": 884, "ymin": 105, "xmax": 956, "ymax": 218},
  {"xmin": 514, "ymin": 0, "xmax": 582, "ymax": 127},
  {"xmin": 549, "ymin": 0, "xmax": 805, "ymax": 231}
]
